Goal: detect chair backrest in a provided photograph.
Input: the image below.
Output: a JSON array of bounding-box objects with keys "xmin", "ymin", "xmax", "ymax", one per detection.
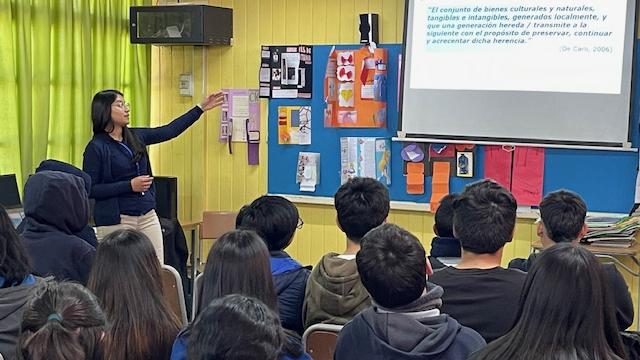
[
  {"xmin": 200, "ymin": 211, "xmax": 237, "ymax": 239},
  {"xmin": 160, "ymin": 264, "xmax": 188, "ymax": 326},
  {"xmin": 302, "ymin": 324, "xmax": 343, "ymax": 360},
  {"xmin": 191, "ymin": 272, "xmax": 204, "ymax": 321}
]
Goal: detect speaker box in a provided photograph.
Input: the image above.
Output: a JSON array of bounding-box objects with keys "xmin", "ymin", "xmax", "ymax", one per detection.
[
  {"xmin": 154, "ymin": 176, "xmax": 177, "ymax": 220},
  {"xmin": 359, "ymin": 13, "xmax": 379, "ymax": 45}
]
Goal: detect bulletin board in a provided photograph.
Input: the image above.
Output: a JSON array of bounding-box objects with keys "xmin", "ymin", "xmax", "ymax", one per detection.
[{"xmin": 267, "ymin": 44, "xmax": 640, "ymax": 214}]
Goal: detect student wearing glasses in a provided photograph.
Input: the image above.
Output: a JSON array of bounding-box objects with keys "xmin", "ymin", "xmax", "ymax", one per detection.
[{"xmin": 83, "ymin": 89, "xmax": 224, "ymax": 263}]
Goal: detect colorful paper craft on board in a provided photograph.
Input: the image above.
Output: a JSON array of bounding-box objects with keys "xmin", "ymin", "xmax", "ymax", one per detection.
[
  {"xmin": 277, "ymin": 106, "xmax": 312, "ymax": 145},
  {"xmin": 219, "ymin": 89, "xmax": 261, "ymax": 165},
  {"xmin": 259, "ymin": 45, "xmax": 312, "ymax": 99},
  {"xmin": 296, "ymin": 152, "xmax": 320, "ymax": 192},
  {"xmin": 325, "ymin": 46, "xmax": 387, "ymax": 128},
  {"xmin": 430, "ymin": 162, "xmax": 451, "ymax": 212},
  {"xmin": 340, "ymin": 137, "xmax": 391, "ymax": 185}
]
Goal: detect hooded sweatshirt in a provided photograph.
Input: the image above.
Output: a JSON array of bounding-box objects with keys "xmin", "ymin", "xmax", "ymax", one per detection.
[
  {"xmin": 271, "ymin": 251, "xmax": 310, "ymax": 335},
  {"xmin": 335, "ymin": 284, "xmax": 486, "ymax": 360},
  {"xmin": 17, "ymin": 160, "xmax": 97, "ymax": 248},
  {"xmin": 0, "ymin": 276, "xmax": 47, "ymax": 356},
  {"xmin": 302, "ymin": 253, "xmax": 370, "ymax": 329},
  {"xmin": 20, "ymin": 171, "xmax": 95, "ymax": 284}
]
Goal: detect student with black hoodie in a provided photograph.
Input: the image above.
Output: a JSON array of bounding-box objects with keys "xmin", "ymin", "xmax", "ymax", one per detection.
[
  {"xmin": 429, "ymin": 193, "xmax": 461, "ymax": 270},
  {"xmin": 0, "ymin": 206, "xmax": 46, "ymax": 357},
  {"xmin": 236, "ymin": 195, "xmax": 310, "ymax": 335},
  {"xmin": 335, "ymin": 224, "xmax": 485, "ymax": 360},
  {"xmin": 19, "ymin": 171, "xmax": 95, "ymax": 284},
  {"xmin": 303, "ymin": 177, "xmax": 389, "ymax": 329},
  {"xmin": 17, "ymin": 159, "xmax": 97, "ymax": 248}
]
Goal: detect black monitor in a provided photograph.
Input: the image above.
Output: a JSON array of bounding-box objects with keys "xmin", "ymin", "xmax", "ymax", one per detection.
[{"xmin": 0, "ymin": 174, "xmax": 21, "ymax": 209}]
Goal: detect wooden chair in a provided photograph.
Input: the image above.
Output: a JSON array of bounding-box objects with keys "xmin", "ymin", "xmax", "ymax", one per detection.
[
  {"xmin": 302, "ymin": 324, "xmax": 343, "ymax": 360},
  {"xmin": 160, "ymin": 264, "xmax": 188, "ymax": 326},
  {"xmin": 191, "ymin": 272, "xmax": 204, "ymax": 321},
  {"xmin": 198, "ymin": 211, "xmax": 237, "ymax": 263}
]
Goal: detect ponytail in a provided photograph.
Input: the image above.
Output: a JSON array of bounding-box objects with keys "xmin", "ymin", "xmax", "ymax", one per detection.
[{"xmin": 16, "ymin": 282, "xmax": 106, "ymax": 360}]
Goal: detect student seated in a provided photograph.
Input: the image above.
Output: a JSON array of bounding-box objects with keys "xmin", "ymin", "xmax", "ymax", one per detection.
[
  {"xmin": 20, "ymin": 171, "xmax": 95, "ymax": 284},
  {"xmin": 335, "ymin": 224, "xmax": 486, "ymax": 360},
  {"xmin": 471, "ymin": 243, "xmax": 626, "ymax": 360},
  {"xmin": 16, "ymin": 281, "xmax": 107, "ymax": 360},
  {"xmin": 236, "ymin": 195, "xmax": 310, "ymax": 334},
  {"xmin": 88, "ymin": 229, "xmax": 181, "ymax": 360},
  {"xmin": 17, "ymin": 159, "xmax": 97, "ymax": 247},
  {"xmin": 0, "ymin": 206, "xmax": 47, "ymax": 357},
  {"xmin": 429, "ymin": 180, "xmax": 526, "ymax": 342},
  {"xmin": 508, "ymin": 190, "xmax": 634, "ymax": 331},
  {"xmin": 303, "ymin": 177, "xmax": 389, "ymax": 328},
  {"xmin": 430, "ymin": 193, "xmax": 461, "ymax": 269},
  {"xmin": 189, "ymin": 294, "xmax": 285, "ymax": 360},
  {"xmin": 171, "ymin": 230, "xmax": 310, "ymax": 360}
]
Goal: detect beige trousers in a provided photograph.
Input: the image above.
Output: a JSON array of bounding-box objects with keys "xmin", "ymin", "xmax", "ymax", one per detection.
[{"xmin": 96, "ymin": 209, "xmax": 164, "ymax": 264}]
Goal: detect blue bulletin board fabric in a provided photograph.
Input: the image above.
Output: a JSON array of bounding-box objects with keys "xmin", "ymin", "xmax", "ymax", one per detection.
[{"xmin": 267, "ymin": 44, "xmax": 640, "ymax": 214}]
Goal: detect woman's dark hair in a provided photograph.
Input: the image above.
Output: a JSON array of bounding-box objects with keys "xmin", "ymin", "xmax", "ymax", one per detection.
[
  {"xmin": 87, "ymin": 229, "xmax": 180, "ymax": 360},
  {"xmin": 198, "ymin": 229, "xmax": 302, "ymax": 357},
  {"xmin": 236, "ymin": 195, "xmax": 299, "ymax": 251},
  {"xmin": 199, "ymin": 229, "xmax": 277, "ymax": 314},
  {"xmin": 470, "ymin": 243, "xmax": 625, "ymax": 360},
  {"xmin": 16, "ymin": 281, "xmax": 106, "ymax": 360},
  {"xmin": 0, "ymin": 206, "xmax": 31, "ymax": 287},
  {"xmin": 91, "ymin": 89, "xmax": 146, "ymax": 161},
  {"xmin": 188, "ymin": 294, "xmax": 284, "ymax": 360}
]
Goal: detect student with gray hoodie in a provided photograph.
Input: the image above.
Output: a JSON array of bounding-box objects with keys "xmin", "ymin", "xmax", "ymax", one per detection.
[
  {"xmin": 335, "ymin": 224, "xmax": 485, "ymax": 360},
  {"xmin": 302, "ymin": 177, "xmax": 389, "ymax": 329},
  {"xmin": 0, "ymin": 206, "xmax": 47, "ymax": 357}
]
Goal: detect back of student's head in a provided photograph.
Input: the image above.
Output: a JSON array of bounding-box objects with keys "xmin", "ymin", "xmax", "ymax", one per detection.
[
  {"xmin": 470, "ymin": 243, "xmax": 625, "ymax": 360},
  {"xmin": 539, "ymin": 190, "xmax": 587, "ymax": 243},
  {"xmin": 453, "ymin": 180, "xmax": 517, "ymax": 254},
  {"xmin": 334, "ymin": 177, "xmax": 390, "ymax": 242},
  {"xmin": 236, "ymin": 195, "xmax": 299, "ymax": 251},
  {"xmin": 0, "ymin": 205, "xmax": 31, "ymax": 285},
  {"xmin": 189, "ymin": 294, "xmax": 284, "ymax": 360},
  {"xmin": 87, "ymin": 229, "xmax": 180, "ymax": 360},
  {"xmin": 434, "ymin": 193, "xmax": 459, "ymax": 238},
  {"xmin": 16, "ymin": 281, "xmax": 106, "ymax": 360},
  {"xmin": 357, "ymin": 224, "xmax": 426, "ymax": 308},
  {"xmin": 200, "ymin": 229, "xmax": 277, "ymax": 315}
]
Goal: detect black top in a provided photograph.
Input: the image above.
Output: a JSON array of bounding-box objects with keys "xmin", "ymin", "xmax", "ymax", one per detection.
[
  {"xmin": 429, "ymin": 266, "xmax": 526, "ymax": 342},
  {"xmin": 83, "ymin": 106, "xmax": 203, "ymax": 226},
  {"xmin": 509, "ymin": 252, "xmax": 634, "ymax": 330}
]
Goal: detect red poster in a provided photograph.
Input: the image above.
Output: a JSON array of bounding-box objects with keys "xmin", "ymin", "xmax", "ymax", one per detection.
[
  {"xmin": 511, "ymin": 147, "xmax": 545, "ymax": 206},
  {"xmin": 483, "ymin": 146, "xmax": 513, "ymax": 189}
]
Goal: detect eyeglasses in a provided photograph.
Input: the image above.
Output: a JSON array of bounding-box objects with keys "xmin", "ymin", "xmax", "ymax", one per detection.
[
  {"xmin": 112, "ymin": 101, "xmax": 130, "ymax": 109},
  {"xmin": 297, "ymin": 218, "xmax": 304, "ymax": 229}
]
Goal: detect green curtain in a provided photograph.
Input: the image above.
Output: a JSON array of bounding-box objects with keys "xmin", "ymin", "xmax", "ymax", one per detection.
[{"xmin": 0, "ymin": 0, "xmax": 151, "ymax": 188}]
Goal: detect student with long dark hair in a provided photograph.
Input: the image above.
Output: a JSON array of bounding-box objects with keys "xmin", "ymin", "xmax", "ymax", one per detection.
[
  {"xmin": 470, "ymin": 243, "xmax": 626, "ymax": 360},
  {"xmin": 0, "ymin": 206, "xmax": 46, "ymax": 356},
  {"xmin": 83, "ymin": 89, "xmax": 224, "ymax": 263},
  {"xmin": 170, "ymin": 230, "xmax": 310, "ymax": 360},
  {"xmin": 16, "ymin": 281, "xmax": 106, "ymax": 360},
  {"xmin": 189, "ymin": 294, "xmax": 285, "ymax": 360},
  {"xmin": 87, "ymin": 229, "xmax": 181, "ymax": 360}
]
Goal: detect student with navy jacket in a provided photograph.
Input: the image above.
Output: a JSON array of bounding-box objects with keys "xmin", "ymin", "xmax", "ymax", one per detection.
[
  {"xmin": 236, "ymin": 195, "xmax": 310, "ymax": 335},
  {"xmin": 82, "ymin": 89, "xmax": 223, "ymax": 263}
]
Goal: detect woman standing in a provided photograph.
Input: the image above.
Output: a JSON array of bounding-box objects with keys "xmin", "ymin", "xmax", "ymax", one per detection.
[{"xmin": 83, "ymin": 89, "xmax": 223, "ymax": 263}]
